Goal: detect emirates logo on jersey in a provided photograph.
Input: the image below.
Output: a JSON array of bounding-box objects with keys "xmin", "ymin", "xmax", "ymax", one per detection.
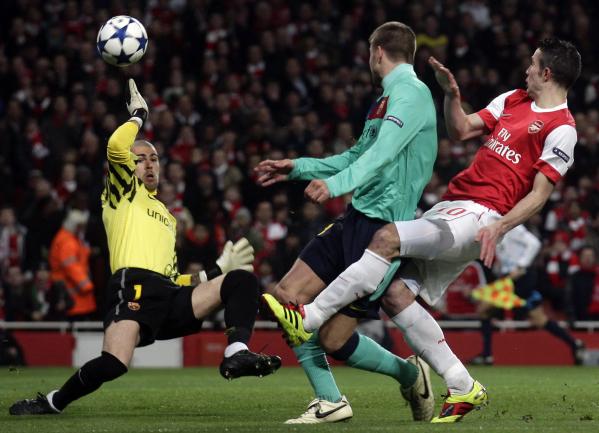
[
  {"xmin": 483, "ymin": 127, "xmax": 522, "ymax": 164},
  {"xmin": 528, "ymin": 120, "xmax": 544, "ymax": 134}
]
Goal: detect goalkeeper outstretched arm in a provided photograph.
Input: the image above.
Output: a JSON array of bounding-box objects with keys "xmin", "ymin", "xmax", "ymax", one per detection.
[
  {"xmin": 175, "ymin": 238, "xmax": 255, "ymax": 286},
  {"xmin": 107, "ymin": 79, "xmax": 149, "ymax": 164}
]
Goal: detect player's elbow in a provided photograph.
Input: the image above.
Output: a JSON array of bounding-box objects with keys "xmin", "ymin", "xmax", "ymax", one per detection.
[
  {"xmin": 446, "ymin": 127, "xmax": 464, "ymax": 141},
  {"xmin": 450, "ymin": 126, "xmax": 475, "ymax": 141},
  {"xmin": 107, "ymin": 135, "xmax": 120, "ymax": 157},
  {"xmin": 107, "ymin": 136, "xmax": 129, "ymax": 163},
  {"xmin": 449, "ymin": 117, "xmax": 480, "ymax": 141}
]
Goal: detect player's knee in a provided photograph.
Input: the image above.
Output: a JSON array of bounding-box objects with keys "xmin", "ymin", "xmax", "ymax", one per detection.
[
  {"xmin": 368, "ymin": 224, "xmax": 400, "ymax": 260},
  {"xmin": 477, "ymin": 302, "xmax": 493, "ymax": 317},
  {"xmin": 220, "ymin": 270, "xmax": 259, "ymax": 304},
  {"xmin": 530, "ymin": 318, "xmax": 544, "ymax": 329},
  {"xmin": 527, "ymin": 306, "xmax": 547, "ymax": 328},
  {"xmin": 82, "ymin": 351, "xmax": 128, "ymax": 387}
]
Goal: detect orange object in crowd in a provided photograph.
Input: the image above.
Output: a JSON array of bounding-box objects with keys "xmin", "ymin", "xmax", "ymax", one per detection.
[{"xmin": 49, "ymin": 228, "xmax": 96, "ymax": 317}]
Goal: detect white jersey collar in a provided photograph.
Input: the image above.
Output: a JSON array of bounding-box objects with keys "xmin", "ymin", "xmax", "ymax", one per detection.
[{"xmin": 530, "ymin": 100, "xmax": 568, "ymax": 112}]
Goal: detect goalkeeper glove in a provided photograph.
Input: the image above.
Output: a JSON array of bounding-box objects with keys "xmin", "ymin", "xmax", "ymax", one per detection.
[
  {"xmin": 126, "ymin": 78, "xmax": 148, "ymax": 127},
  {"xmin": 198, "ymin": 238, "xmax": 255, "ymax": 282}
]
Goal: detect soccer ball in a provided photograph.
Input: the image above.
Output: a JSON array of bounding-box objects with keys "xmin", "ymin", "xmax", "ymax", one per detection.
[{"xmin": 96, "ymin": 16, "xmax": 148, "ymax": 67}]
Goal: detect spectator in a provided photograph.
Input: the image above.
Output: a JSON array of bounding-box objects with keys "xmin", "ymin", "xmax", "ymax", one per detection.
[
  {"xmin": 253, "ymin": 201, "xmax": 287, "ymax": 257},
  {"xmin": 0, "ymin": 206, "xmax": 27, "ymax": 275},
  {"xmin": 211, "ymin": 148, "xmax": 243, "ymax": 192},
  {"xmin": 178, "ymin": 223, "xmax": 219, "ymax": 272},
  {"xmin": 3, "ymin": 265, "xmax": 44, "ymax": 321},
  {"xmin": 569, "ymin": 246, "xmax": 599, "ymax": 320},
  {"xmin": 0, "ymin": 329, "xmax": 26, "ymax": 366},
  {"xmin": 48, "ymin": 209, "xmax": 96, "ymax": 320},
  {"xmin": 19, "ymin": 175, "xmax": 63, "ymax": 270},
  {"xmin": 229, "ymin": 207, "xmax": 263, "ymax": 252}
]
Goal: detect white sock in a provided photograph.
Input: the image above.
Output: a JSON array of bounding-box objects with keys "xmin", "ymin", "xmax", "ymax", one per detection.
[
  {"xmin": 390, "ymin": 301, "xmax": 474, "ymax": 395},
  {"xmin": 303, "ymin": 249, "xmax": 390, "ymax": 331},
  {"xmin": 224, "ymin": 342, "xmax": 248, "ymax": 358}
]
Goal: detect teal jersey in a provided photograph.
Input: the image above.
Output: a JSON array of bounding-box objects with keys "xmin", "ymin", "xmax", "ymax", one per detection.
[{"xmin": 289, "ymin": 64, "xmax": 437, "ymax": 222}]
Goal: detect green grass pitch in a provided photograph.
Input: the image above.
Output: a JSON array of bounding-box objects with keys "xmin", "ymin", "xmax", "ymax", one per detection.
[{"xmin": 1, "ymin": 366, "xmax": 598, "ymax": 432}]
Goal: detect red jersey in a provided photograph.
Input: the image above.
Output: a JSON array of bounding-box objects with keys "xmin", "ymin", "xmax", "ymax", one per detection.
[{"xmin": 444, "ymin": 89, "xmax": 577, "ymax": 214}]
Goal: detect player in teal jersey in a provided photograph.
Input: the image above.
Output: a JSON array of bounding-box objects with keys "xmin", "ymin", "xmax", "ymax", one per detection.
[
  {"xmin": 256, "ymin": 22, "xmax": 437, "ymax": 423},
  {"xmin": 266, "ymin": 38, "xmax": 585, "ymax": 424}
]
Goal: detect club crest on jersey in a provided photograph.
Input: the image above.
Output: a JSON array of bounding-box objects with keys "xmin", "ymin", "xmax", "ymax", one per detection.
[
  {"xmin": 128, "ymin": 302, "xmax": 140, "ymax": 311},
  {"xmin": 367, "ymin": 96, "xmax": 388, "ymax": 119},
  {"xmin": 528, "ymin": 120, "xmax": 544, "ymax": 134}
]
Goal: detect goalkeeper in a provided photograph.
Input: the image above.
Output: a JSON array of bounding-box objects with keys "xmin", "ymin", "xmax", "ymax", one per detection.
[{"xmin": 10, "ymin": 79, "xmax": 281, "ymax": 416}]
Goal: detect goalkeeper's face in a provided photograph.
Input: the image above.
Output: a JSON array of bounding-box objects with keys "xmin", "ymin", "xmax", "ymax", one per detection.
[{"xmin": 133, "ymin": 142, "xmax": 160, "ymax": 192}]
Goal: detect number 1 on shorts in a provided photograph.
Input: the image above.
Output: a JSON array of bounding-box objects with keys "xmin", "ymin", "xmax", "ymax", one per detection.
[{"xmin": 133, "ymin": 284, "xmax": 142, "ymax": 301}]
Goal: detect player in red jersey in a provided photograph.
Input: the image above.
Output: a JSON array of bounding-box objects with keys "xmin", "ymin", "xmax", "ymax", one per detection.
[{"xmin": 268, "ymin": 38, "xmax": 581, "ymax": 423}]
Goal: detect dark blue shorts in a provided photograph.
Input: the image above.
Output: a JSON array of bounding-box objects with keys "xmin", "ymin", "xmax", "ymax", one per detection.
[
  {"xmin": 514, "ymin": 269, "xmax": 543, "ymax": 311},
  {"xmin": 299, "ymin": 205, "xmax": 388, "ymax": 320}
]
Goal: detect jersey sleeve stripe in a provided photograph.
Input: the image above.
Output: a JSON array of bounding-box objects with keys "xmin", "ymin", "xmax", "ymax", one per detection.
[
  {"xmin": 118, "ymin": 160, "xmax": 135, "ymax": 177},
  {"xmin": 109, "ymin": 181, "xmax": 122, "ymax": 203},
  {"xmin": 476, "ymin": 109, "xmax": 497, "ymax": 132},
  {"xmin": 112, "ymin": 161, "xmax": 135, "ymax": 181},
  {"xmin": 127, "ymin": 180, "xmax": 138, "ymax": 202},
  {"xmin": 108, "ymin": 163, "xmax": 130, "ymax": 191},
  {"xmin": 534, "ymin": 160, "xmax": 562, "ymax": 184}
]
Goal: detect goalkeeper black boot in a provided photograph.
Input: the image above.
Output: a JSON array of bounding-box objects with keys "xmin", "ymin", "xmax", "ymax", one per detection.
[
  {"xmin": 219, "ymin": 350, "xmax": 281, "ymax": 380},
  {"xmin": 9, "ymin": 392, "xmax": 61, "ymax": 415}
]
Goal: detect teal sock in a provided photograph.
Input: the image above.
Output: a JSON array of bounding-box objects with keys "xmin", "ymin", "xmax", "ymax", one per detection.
[
  {"xmin": 345, "ymin": 334, "xmax": 418, "ymax": 388},
  {"xmin": 293, "ymin": 332, "xmax": 342, "ymax": 402}
]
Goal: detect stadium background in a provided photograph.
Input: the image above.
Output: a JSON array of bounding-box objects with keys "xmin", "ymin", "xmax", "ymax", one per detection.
[{"xmin": 1, "ymin": 0, "xmax": 599, "ymax": 367}]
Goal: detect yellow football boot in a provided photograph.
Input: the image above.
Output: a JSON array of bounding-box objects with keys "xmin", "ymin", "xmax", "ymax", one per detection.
[
  {"xmin": 431, "ymin": 380, "xmax": 488, "ymax": 423},
  {"xmin": 262, "ymin": 293, "xmax": 312, "ymax": 346}
]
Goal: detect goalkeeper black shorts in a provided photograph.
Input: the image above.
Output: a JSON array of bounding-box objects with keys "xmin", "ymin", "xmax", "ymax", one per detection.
[{"xmin": 103, "ymin": 268, "xmax": 203, "ymax": 347}]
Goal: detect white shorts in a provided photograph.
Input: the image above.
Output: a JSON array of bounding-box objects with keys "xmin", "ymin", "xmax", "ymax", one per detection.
[{"xmin": 394, "ymin": 200, "xmax": 502, "ymax": 305}]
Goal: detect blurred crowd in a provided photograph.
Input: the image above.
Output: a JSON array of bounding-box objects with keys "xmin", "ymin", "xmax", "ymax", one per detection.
[{"xmin": 1, "ymin": 0, "xmax": 599, "ymax": 324}]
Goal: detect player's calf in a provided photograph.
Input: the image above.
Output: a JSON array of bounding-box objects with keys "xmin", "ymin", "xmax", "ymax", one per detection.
[
  {"xmin": 10, "ymin": 351, "xmax": 127, "ymax": 415},
  {"xmin": 218, "ymin": 271, "xmax": 282, "ymax": 379},
  {"xmin": 220, "ymin": 270, "xmax": 259, "ymax": 345}
]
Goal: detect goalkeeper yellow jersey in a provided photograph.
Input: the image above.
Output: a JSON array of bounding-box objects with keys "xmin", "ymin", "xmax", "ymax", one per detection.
[{"xmin": 101, "ymin": 121, "xmax": 179, "ymax": 279}]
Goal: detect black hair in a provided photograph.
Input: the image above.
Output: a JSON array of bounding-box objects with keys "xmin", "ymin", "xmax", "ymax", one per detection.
[{"xmin": 538, "ymin": 38, "xmax": 581, "ymax": 90}]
